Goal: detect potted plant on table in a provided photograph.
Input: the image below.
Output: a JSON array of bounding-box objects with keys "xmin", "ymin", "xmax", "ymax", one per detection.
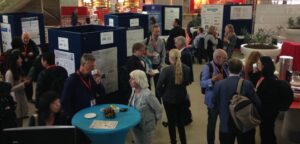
[
  {"xmin": 286, "ymin": 16, "xmax": 300, "ymax": 43},
  {"xmin": 240, "ymin": 28, "xmax": 281, "ymax": 59}
]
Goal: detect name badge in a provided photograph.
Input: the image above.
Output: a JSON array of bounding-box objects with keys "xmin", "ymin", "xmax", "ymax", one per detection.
[{"xmin": 90, "ymin": 99, "xmax": 96, "ymax": 106}]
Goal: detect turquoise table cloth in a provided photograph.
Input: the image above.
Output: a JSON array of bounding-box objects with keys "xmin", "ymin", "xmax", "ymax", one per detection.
[{"xmin": 72, "ymin": 104, "xmax": 141, "ymax": 144}]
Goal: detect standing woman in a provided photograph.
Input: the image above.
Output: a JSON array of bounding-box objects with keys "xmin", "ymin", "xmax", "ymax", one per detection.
[
  {"xmin": 205, "ymin": 26, "xmax": 219, "ymax": 61},
  {"xmin": 223, "ymin": 24, "xmax": 237, "ymax": 59},
  {"xmin": 256, "ymin": 56, "xmax": 282, "ymax": 144},
  {"xmin": 157, "ymin": 49, "xmax": 191, "ymax": 144},
  {"xmin": 243, "ymin": 51, "xmax": 262, "ymax": 85},
  {"xmin": 129, "ymin": 70, "xmax": 162, "ymax": 144},
  {"xmin": 5, "ymin": 51, "xmax": 30, "ymax": 126}
]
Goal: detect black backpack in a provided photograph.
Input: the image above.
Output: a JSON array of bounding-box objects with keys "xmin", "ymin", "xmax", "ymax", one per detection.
[
  {"xmin": 276, "ymin": 80, "xmax": 294, "ymax": 111},
  {"xmin": 200, "ymin": 63, "xmax": 213, "ymax": 94}
]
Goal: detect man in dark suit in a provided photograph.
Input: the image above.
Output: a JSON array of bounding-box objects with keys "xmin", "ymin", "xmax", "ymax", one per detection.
[
  {"xmin": 126, "ymin": 43, "xmax": 147, "ymax": 74},
  {"xmin": 36, "ymin": 52, "xmax": 68, "ymax": 107},
  {"xmin": 212, "ymin": 58, "xmax": 260, "ymax": 144},
  {"xmin": 166, "ymin": 18, "xmax": 186, "ymax": 51}
]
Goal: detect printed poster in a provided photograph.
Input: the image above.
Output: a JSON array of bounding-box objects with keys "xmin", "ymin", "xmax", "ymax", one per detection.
[
  {"xmin": 1, "ymin": 23, "xmax": 12, "ymax": 53},
  {"xmin": 92, "ymin": 47, "xmax": 118, "ymax": 93},
  {"xmin": 54, "ymin": 50, "xmax": 75, "ymax": 76},
  {"xmin": 21, "ymin": 17, "xmax": 41, "ymax": 45},
  {"xmin": 201, "ymin": 4, "xmax": 224, "ymax": 38},
  {"xmin": 126, "ymin": 29, "xmax": 144, "ymax": 56},
  {"xmin": 164, "ymin": 7, "xmax": 180, "ymax": 30},
  {"xmin": 230, "ymin": 6, "xmax": 253, "ymax": 20}
]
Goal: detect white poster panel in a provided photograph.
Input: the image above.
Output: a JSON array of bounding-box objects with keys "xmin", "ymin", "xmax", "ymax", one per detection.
[
  {"xmin": 109, "ymin": 18, "xmax": 114, "ymax": 27},
  {"xmin": 201, "ymin": 5, "xmax": 224, "ymax": 37},
  {"xmin": 0, "ymin": 23, "xmax": 12, "ymax": 53},
  {"xmin": 54, "ymin": 50, "xmax": 75, "ymax": 76},
  {"xmin": 92, "ymin": 47, "xmax": 118, "ymax": 93},
  {"xmin": 164, "ymin": 7, "xmax": 180, "ymax": 30},
  {"xmin": 255, "ymin": 5, "xmax": 300, "ymax": 34},
  {"xmin": 21, "ymin": 17, "xmax": 41, "ymax": 45},
  {"xmin": 2, "ymin": 15, "xmax": 8, "ymax": 23},
  {"xmin": 100, "ymin": 32, "xmax": 114, "ymax": 45},
  {"xmin": 130, "ymin": 18, "xmax": 139, "ymax": 27},
  {"xmin": 230, "ymin": 6, "xmax": 252, "ymax": 20},
  {"xmin": 126, "ymin": 29, "xmax": 144, "ymax": 56},
  {"xmin": 58, "ymin": 37, "xmax": 69, "ymax": 50}
]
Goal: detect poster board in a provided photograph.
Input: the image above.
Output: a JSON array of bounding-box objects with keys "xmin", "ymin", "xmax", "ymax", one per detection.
[
  {"xmin": 92, "ymin": 47, "xmax": 118, "ymax": 94},
  {"xmin": 0, "ymin": 23, "xmax": 12, "ymax": 53},
  {"xmin": 164, "ymin": 7, "xmax": 180, "ymax": 30},
  {"xmin": 54, "ymin": 50, "xmax": 75, "ymax": 76},
  {"xmin": 21, "ymin": 17, "xmax": 41, "ymax": 45},
  {"xmin": 230, "ymin": 6, "xmax": 252, "ymax": 20},
  {"xmin": 126, "ymin": 28, "xmax": 144, "ymax": 56},
  {"xmin": 201, "ymin": 4, "xmax": 224, "ymax": 37},
  {"xmin": 254, "ymin": 5, "xmax": 300, "ymax": 34}
]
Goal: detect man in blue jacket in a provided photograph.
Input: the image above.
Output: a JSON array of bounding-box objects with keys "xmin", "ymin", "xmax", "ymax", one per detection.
[
  {"xmin": 212, "ymin": 58, "xmax": 260, "ymax": 144},
  {"xmin": 200, "ymin": 49, "xmax": 228, "ymax": 144},
  {"xmin": 61, "ymin": 54, "xmax": 105, "ymax": 122}
]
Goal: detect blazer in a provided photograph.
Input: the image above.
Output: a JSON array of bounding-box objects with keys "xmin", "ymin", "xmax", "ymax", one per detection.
[
  {"xmin": 129, "ymin": 88, "xmax": 162, "ymax": 132},
  {"xmin": 127, "ymin": 55, "xmax": 146, "ymax": 74},
  {"xmin": 156, "ymin": 64, "xmax": 191, "ymax": 104},
  {"xmin": 166, "ymin": 26, "xmax": 186, "ymax": 51},
  {"xmin": 213, "ymin": 76, "xmax": 261, "ymax": 133},
  {"xmin": 181, "ymin": 48, "xmax": 194, "ymax": 82}
]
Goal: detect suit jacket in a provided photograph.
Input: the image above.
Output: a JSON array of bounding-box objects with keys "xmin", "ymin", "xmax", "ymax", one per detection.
[
  {"xmin": 156, "ymin": 64, "xmax": 191, "ymax": 104},
  {"xmin": 166, "ymin": 26, "xmax": 186, "ymax": 51},
  {"xmin": 213, "ymin": 76, "xmax": 261, "ymax": 133},
  {"xmin": 127, "ymin": 55, "xmax": 146, "ymax": 74},
  {"xmin": 129, "ymin": 88, "xmax": 162, "ymax": 132},
  {"xmin": 181, "ymin": 48, "xmax": 194, "ymax": 82}
]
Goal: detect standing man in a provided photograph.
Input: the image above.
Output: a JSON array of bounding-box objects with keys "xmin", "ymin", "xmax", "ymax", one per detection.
[
  {"xmin": 200, "ymin": 49, "xmax": 229, "ymax": 144},
  {"xmin": 61, "ymin": 54, "xmax": 106, "ymax": 121},
  {"xmin": 36, "ymin": 52, "xmax": 68, "ymax": 107},
  {"xmin": 21, "ymin": 32, "xmax": 39, "ymax": 102},
  {"xmin": 144, "ymin": 24, "xmax": 166, "ymax": 102},
  {"xmin": 166, "ymin": 19, "xmax": 185, "ymax": 52},
  {"xmin": 212, "ymin": 58, "xmax": 260, "ymax": 144},
  {"xmin": 71, "ymin": 8, "xmax": 78, "ymax": 26}
]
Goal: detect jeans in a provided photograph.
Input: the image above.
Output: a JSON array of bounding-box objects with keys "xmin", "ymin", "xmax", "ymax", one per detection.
[{"xmin": 207, "ymin": 108, "xmax": 218, "ymax": 144}]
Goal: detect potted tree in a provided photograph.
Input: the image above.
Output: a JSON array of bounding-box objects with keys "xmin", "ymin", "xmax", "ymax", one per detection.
[
  {"xmin": 240, "ymin": 28, "xmax": 281, "ymax": 59},
  {"xmin": 286, "ymin": 16, "xmax": 300, "ymax": 43}
]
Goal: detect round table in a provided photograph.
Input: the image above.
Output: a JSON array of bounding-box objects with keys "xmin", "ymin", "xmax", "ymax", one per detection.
[{"xmin": 72, "ymin": 104, "xmax": 141, "ymax": 144}]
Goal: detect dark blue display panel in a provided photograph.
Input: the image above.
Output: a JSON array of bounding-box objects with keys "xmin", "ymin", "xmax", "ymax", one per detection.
[
  {"xmin": 0, "ymin": 12, "xmax": 45, "ymax": 52},
  {"xmin": 48, "ymin": 25, "xmax": 126, "ymax": 95},
  {"xmin": 143, "ymin": 5, "xmax": 182, "ymax": 36},
  {"xmin": 104, "ymin": 13, "xmax": 149, "ymax": 37}
]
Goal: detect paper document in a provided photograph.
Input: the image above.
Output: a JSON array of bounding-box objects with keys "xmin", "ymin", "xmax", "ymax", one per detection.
[{"xmin": 90, "ymin": 120, "xmax": 118, "ymax": 129}]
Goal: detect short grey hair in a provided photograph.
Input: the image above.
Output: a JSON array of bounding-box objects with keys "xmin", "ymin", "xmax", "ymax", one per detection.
[
  {"xmin": 174, "ymin": 36, "xmax": 186, "ymax": 47},
  {"xmin": 213, "ymin": 49, "xmax": 227, "ymax": 61},
  {"xmin": 129, "ymin": 70, "xmax": 149, "ymax": 89},
  {"xmin": 80, "ymin": 53, "xmax": 95, "ymax": 65}
]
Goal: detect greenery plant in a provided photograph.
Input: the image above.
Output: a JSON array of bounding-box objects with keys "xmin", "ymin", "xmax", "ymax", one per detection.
[
  {"xmin": 241, "ymin": 28, "xmax": 277, "ymax": 49},
  {"xmin": 288, "ymin": 16, "xmax": 300, "ymax": 29}
]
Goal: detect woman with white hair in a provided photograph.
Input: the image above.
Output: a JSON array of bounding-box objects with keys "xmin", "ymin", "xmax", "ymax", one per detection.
[
  {"xmin": 129, "ymin": 70, "xmax": 162, "ymax": 144},
  {"xmin": 157, "ymin": 49, "xmax": 191, "ymax": 144}
]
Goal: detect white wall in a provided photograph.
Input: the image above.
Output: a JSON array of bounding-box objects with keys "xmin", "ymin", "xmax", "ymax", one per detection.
[{"xmin": 254, "ymin": 4, "xmax": 300, "ymax": 34}]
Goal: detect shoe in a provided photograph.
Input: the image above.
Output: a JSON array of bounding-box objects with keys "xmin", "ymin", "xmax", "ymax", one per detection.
[
  {"xmin": 184, "ymin": 119, "xmax": 193, "ymax": 126},
  {"xmin": 162, "ymin": 121, "xmax": 168, "ymax": 127}
]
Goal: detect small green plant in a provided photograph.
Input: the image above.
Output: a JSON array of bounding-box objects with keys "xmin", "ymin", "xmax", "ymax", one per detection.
[
  {"xmin": 288, "ymin": 17, "xmax": 295, "ymax": 27},
  {"xmin": 242, "ymin": 28, "xmax": 277, "ymax": 49},
  {"xmin": 297, "ymin": 16, "xmax": 300, "ymax": 26}
]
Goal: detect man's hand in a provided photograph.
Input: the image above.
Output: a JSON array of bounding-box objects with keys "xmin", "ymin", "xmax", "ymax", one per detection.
[{"xmin": 212, "ymin": 73, "xmax": 224, "ymax": 82}]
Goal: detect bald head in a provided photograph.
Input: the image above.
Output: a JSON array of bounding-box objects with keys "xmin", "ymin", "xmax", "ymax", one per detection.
[
  {"xmin": 22, "ymin": 32, "xmax": 30, "ymax": 44},
  {"xmin": 213, "ymin": 49, "xmax": 227, "ymax": 65}
]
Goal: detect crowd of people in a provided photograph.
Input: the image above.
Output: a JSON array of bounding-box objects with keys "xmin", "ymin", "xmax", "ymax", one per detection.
[{"xmin": 0, "ymin": 17, "xmax": 293, "ymax": 144}]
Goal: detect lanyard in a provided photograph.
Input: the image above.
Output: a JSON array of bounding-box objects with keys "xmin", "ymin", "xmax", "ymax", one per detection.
[
  {"xmin": 76, "ymin": 71, "xmax": 92, "ymax": 91},
  {"xmin": 46, "ymin": 65, "xmax": 56, "ymax": 69},
  {"xmin": 256, "ymin": 77, "xmax": 264, "ymax": 89},
  {"xmin": 24, "ymin": 45, "xmax": 28, "ymax": 53}
]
